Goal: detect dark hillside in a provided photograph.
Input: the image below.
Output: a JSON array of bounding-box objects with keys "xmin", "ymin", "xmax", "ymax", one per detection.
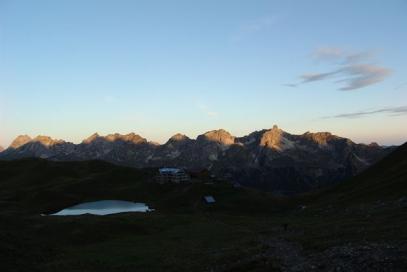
[
  {"xmin": 315, "ymin": 142, "xmax": 407, "ymax": 205},
  {"xmin": 0, "ymin": 158, "xmax": 283, "ymax": 215}
]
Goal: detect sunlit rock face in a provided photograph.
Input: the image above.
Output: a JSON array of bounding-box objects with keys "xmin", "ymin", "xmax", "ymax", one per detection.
[
  {"xmin": 32, "ymin": 136, "xmax": 65, "ymax": 146},
  {"xmin": 1, "ymin": 135, "xmax": 73, "ymax": 160},
  {"xmin": 10, "ymin": 135, "xmax": 32, "ymax": 149},
  {"xmin": 9, "ymin": 135, "xmax": 65, "ymax": 148},
  {"xmin": 197, "ymin": 129, "xmax": 236, "ymax": 146},
  {"xmin": 82, "ymin": 133, "xmax": 100, "ymax": 144},
  {"xmin": 255, "ymin": 125, "xmax": 296, "ymax": 151},
  {"xmin": 0, "ymin": 127, "xmax": 395, "ymax": 194},
  {"xmin": 104, "ymin": 133, "xmax": 147, "ymax": 144},
  {"xmin": 167, "ymin": 133, "xmax": 190, "ymax": 143},
  {"xmin": 302, "ymin": 131, "xmax": 336, "ymax": 146}
]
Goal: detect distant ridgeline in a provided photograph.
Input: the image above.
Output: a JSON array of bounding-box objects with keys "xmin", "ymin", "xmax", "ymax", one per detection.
[{"xmin": 0, "ymin": 126, "xmax": 395, "ymax": 194}]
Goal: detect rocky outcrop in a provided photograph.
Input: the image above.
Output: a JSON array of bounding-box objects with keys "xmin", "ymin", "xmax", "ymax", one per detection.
[
  {"xmin": 1, "ymin": 135, "xmax": 74, "ymax": 160},
  {"xmin": 32, "ymin": 135, "xmax": 65, "ymax": 146},
  {"xmin": 10, "ymin": 135, "xmax": 32, "ymax": 149},
  {"xmin": 197, "ymin": 129, "xmax": 235, "ymax": 146},
  {"xmin": 82, "ymin": 133, "xmax": 101, "ymax": 144},
  {"xmin": 0, "ymin": 127, "xmax": 395, "ymax": 194},
  {"xmin": 104, "ymin": 133, "xmax": 147, "ymax": 144},
  {"xmin": 168, "ymin": 133, "xmax": 190, "ymax": 143}
]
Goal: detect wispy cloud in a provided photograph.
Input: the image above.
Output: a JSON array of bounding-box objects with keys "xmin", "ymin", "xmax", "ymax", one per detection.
[
  {"xmin": 324, "ymin": 106, "xmax": 407, "ymax": 119},
  {"xmin": 288, "ymin": 47, "xmax": 392, "ymax": 90},
  {"xmin": 197, "ymin": 103, "xmax": 218, "ymax": 117},
  {"xmin": 336, "ymin": 64, "xmax": 392, "ymax": 90},
  {"xmin": 344, "ymin": 51, "xmax": 374, "ymax": 64},
  {"xmin": 312, "ymin": 47, "xmax": 375, "ymax": 65},
  {"xmin": 312, "ymin": 47, "xmax": 345, "ymax": 62},
  {"xmin": 300, "ymin": 71, "xmax": 339, "ymax": 83},
  {"xmin": 394, "ymin": 82, "xmax": 407, "ymax": 90},
  {"xmin": 283, "ymin": 83, "xmax": 298, "ymax": 88},
  {"xmin": 233, "ymin": 16, "xmax": 275, "ymax": 41}
]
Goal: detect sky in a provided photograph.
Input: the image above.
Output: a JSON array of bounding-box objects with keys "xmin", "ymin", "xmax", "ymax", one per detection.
[{"xmin": 1, "ymin": 0, "xmax": 406, "ymax": 147}]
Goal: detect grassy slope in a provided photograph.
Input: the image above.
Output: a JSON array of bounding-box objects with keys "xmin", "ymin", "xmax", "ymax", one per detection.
[
  {"xmin": 0, "ymin": 159, "xmax": 287, "ymax": 271},
  {"xmin": 286, "ymin": 142, "xmax": 407, "ymax": 251},
  {"xmin": 321, "ymin": 142, "xmax": 407, "ymax": 203},
  {"xmin": 0, "ymin": 145, "xmax": 406, "ymax": 271},
  {"xmin": 0, "ymin": 159, "xmax": 288, "ymax": 215}
]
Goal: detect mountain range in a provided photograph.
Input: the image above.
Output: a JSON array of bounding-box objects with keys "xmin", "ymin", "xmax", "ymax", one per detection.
[{"xmin": 0, "ymin": 125, "xmax": 395, "ymax": 194}]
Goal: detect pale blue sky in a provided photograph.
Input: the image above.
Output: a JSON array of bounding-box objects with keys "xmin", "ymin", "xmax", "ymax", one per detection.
[{"xmin": 1, "ymin": 0, "xmax": 406, "ymax": 147}]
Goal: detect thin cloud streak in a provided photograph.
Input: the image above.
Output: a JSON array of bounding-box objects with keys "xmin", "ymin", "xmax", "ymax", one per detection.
[
  {"xmin": 232, "ymin": 16, "xmax": 276, "ymax": 41},
  {"xmin": 312, "ymin": 47, "xmax": 375, "ymax": 64},
  {"xmin": 283, "ymin": 83, "xmax": 297, "ymax": 88},
  {"xmin": 197, "ymin": 103, "xmax": 218, "ymax": 117},
  {"xmin": 344, "ymin": 51, "xmax": 374, "ymax": 64},
  {"xmin": 300, "ymin": 71, "xmax": 339, "ymax": 83},
  {"xmin": 394, "ymin": 82, "xmax": 407, "ymax": 90},
  {"xmin": 298, "ymin": 64, "xmax": 391, "ymax": 90},
  {"xmin": 312, "ymin": 47, "xmax": 345, "ymax": 62},
  {"xmin": 337, "ymin": 64, "xmax": 392, "ymax": 90},
  {"xmin": 291, "ymin": 48, "xmax": 392, "ymax": 90},
  {"xmin": 324, "ymin": 106, "xmax": 407, "ymax": 119}
]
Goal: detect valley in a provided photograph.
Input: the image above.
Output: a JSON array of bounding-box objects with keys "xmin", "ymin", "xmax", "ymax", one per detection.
[{"xmin": 0, "ymin": 143, "xmax": 406, "ymax": 271}]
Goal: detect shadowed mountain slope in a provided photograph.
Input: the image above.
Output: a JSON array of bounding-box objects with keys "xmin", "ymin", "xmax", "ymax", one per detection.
[{"xmin": 317, "ymin": 142, "xmax": 407, "ymax": 204}]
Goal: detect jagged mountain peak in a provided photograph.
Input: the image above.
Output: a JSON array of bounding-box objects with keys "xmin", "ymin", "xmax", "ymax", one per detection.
[
  {"xmin": 239, "ymin": 125, "xmax": 296, "ymax": 151},
  {"xmin": 168, "ymin": 133, "xmax": 190, "ymax": 142},
  {"xmin": 0, "ymin": 145, "xmax": 3, "ymax": 152},
  {"xmin": 238, "ymin": 126, "xmax": 283, "ymax": 146},
  {"xmin": 104, "ymin": 133, "xmax": 147, "ymax": 144},
  {"xmin": 32, "ymin": 135, "xmax": 64, "ymax": 146},
  {"xmin": 259, "ymin": 127, "xmax": 289, "ymax": 150},
  {"xmin": 304, "ymin": 131, "xmax": 332, "ymax": 137},
  {"xmin": 82, "ymin": 133, "xmax": 101, "ymax": 144},
  {"xmin": 198, "ymin": 129, "xmax": 235, "ymax": 145},
  {"xmin": 0, "ymin": 128, "xmax": 393, "ymax": 194},
  {"xmin": 368, "ymin": 142, "xmax": 380, "ymax": 147},
  {"xmin": 303, "ymin": 131, "xmax": 341, "ymax": 145},
  {"xmin": 10, "ymin": 135, "xmax": 32, "ymax": 149},
  {"xmin": 82, "ymin": 132, "xmax": 147, "ymax": 145},
  {"xmin": 271, "ymin": 124, "xmax": 280, "ymax": 131}
]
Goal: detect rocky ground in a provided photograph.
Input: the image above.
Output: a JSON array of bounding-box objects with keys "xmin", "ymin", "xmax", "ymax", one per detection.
[
  {"xmin": 263, "ymin": 239, "xmax": 407, "ymax": 272},
  {"xmin": 211, "ymin": 231, "xmax": 407, "ymax": 272}
]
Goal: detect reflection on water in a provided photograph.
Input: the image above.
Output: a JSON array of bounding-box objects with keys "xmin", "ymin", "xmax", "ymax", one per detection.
[{"xmin": 51, "ymin": 200, "xmax": 152, "ymax": 216}]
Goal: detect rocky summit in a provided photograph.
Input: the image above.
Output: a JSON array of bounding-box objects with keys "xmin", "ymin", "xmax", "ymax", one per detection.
[
  {"xmin": 0, "ymin": 126, "xmax": 394, "ymax": 194},
  {"xmin": 9, "ymin": 135, "xmax": 33, "ymax": 149}
]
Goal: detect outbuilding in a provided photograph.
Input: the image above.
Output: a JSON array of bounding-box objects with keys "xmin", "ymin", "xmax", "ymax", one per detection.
[{"xmin": 156, "ymin": 168, "xmax": 190, "ymax": 183}]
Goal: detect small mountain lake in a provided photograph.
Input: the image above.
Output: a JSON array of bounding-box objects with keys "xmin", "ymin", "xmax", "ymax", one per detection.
[{"xmin": 51, "ymin": 200, "xmax": 152, "ymax": 216}]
